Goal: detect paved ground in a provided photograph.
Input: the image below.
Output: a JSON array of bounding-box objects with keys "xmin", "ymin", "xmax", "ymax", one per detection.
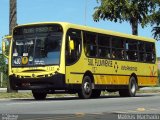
[{"xmin": 0, "ymin": 93, "xmax": 160, "ymax": 120}]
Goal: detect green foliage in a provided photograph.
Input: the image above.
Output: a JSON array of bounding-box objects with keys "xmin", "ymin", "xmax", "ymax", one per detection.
[
  {"xmin": 0, "ymin": 54, "xmax": 8, "ymax": 88},
  {"xmin": 0, "ymin": 54, "xmax": 7, "ymax": 72},
  {"xmin": 150, "ymin": 2, "xmax": 160, "ymax": 40},
  {"xmin": 152, "ymin": 26, "xmax": 160, "ymax": 40},
  {"xmin": 93, "ymin": 0, "xmax": 157, "ymax": 35},
  {"xmin": 0, "ymin": 73, "xmax": 8, "ymax": 87},
  {"xmin": 158, "ymin": 70, "xmax": 160, "ymax": 86}
]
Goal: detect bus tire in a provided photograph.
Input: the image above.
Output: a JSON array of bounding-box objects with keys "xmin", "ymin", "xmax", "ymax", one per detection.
[
  {"xmin": 91, "ymin": 90, "xmax": 101, "ymax": 98},
  {"xmin": 119, "ymin": 76, "xmax": 137, "ymax": 97},
  {"xmin": 32, "ymin": 90, "xmax": 47, "ymax": 100},
  {"xmin": 78, "ymin": 76, "xmax": 92, "ymax": 99}
]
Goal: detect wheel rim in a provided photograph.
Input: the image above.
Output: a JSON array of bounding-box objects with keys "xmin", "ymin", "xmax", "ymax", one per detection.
[
  {"xmin": 131, "ymin": 81, "xmax": 136, "ymax": 94},
  {"xmin": 84, "ymin": 82, "xmax": 91, "ymax": 94}
]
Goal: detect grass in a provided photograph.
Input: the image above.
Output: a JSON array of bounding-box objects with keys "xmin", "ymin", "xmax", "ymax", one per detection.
[
  {"xmin": 0, "ymin": 92, "xmax": 33, "ymax": 99},
  {"xmin": 0, "ymin": 92, "xmax": 75, "ymax": 99}
]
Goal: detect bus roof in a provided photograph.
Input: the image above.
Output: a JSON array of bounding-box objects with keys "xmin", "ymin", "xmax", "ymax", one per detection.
[{"xmin": 15, "ymin": 22, "xmax": 155, "ymax": 42}]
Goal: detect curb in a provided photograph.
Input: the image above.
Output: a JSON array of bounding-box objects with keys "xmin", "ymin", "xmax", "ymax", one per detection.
[
  {"xmin": 140, "ymin": 87, "xmax": 160, "ymax": 90},
  {"xmin": 0, "ymin": 88, "xmax": 7, "ymax": 92},
  {"xmin": 0, "ymin": 88, "xmax": 31, "ymax": 93}
]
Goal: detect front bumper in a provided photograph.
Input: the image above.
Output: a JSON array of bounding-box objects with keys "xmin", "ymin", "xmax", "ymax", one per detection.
[{"xmin": 9, "ymin": 73, "xmax": 66, "ymax": 90}]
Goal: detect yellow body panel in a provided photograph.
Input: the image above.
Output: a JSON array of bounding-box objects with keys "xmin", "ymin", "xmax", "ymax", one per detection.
[{"xmin": 94, "ymin": 75, "xmax": 129, "ymax": 85}]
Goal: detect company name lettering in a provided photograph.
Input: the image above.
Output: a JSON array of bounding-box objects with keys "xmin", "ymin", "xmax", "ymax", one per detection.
[
  {"xmin": 88, "ymin": 59, "xmax": 112, "ymax": 67},
  {"xmin": 121, "ymin": 66, "xmax": 137, "ymax": 71}
]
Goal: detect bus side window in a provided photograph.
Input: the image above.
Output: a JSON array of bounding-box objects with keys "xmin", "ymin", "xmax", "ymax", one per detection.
[
  {"xmin": 84, "ymin": 32, "xmax": 97, "ymax": 57},
  {"xmin": 66, "ymin": 29, "xmax": 82, "ymax": 65},
  {"xmin": 145, "ymin": 42, "xmax": 155, "ymax": 63},
  {"xmin": 111, "ymin": 37, "xmax": 125, "ymax": 60},
  {"xmin": 138, "ymin": 41, "xmax": 146, "ymax": 62},
  {"xmin": 126, "ymin": 40, "xmax": 138, "ymax": 61},
  {"xmin": 97, "ymin": 34, "xmax": 111, "ymax": 58}
]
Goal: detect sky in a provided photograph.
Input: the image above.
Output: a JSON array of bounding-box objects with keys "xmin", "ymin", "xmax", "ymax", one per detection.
[{"xmin": 0, "ymin": 0, "xmax": 160, "ymax": 57}]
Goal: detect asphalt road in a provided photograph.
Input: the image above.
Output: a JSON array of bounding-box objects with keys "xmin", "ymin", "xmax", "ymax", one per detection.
[{"xmin": 0, "ymin": 93, "xmax": 160, "ymax": 120}]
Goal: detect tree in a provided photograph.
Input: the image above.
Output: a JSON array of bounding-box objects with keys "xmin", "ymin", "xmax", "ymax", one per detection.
[
  {"xmin": 150, "ymin": 2, "xmax": 160, "ymax": 40},
  {"xmin": 9, "ymin": 0, "xmax": 17, "ymax": 35},
  {"xmin": 93, "ymin": 0, "xmax": 157, "ymax": 35},
  {"xmin": 0, "ymin": 54, "xmax": 7, "ymax": 73},
  {"xmin": 8, "ymin": 0, "xmax": 17, "ymax": 92}
]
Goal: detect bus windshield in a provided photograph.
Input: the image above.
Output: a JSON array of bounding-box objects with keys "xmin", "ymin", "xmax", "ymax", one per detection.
[{"xmin": 12, "ymin": 24, "xmax": 63, "ymax": 66}]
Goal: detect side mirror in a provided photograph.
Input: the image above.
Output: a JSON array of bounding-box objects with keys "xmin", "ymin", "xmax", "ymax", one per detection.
[
  {"xmin": 2, "ymin": 36, "xmax": 12, "ymax": 59},
  {"xmin": 69, "ymin": 40, "xmax": 75, "ymax": 50},
  {"xmin": 69, "ymin": 36, "xmax": 75, "ymax": 54}
]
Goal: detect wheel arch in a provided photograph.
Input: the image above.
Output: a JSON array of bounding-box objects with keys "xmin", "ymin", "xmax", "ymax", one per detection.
[
  {"xmin": 130, "ymin": 73, "xmax": 138, "ymax": 86},
  {"xmin": 83, "ymin": 70, "xmax": 94, "ymax": 84}
]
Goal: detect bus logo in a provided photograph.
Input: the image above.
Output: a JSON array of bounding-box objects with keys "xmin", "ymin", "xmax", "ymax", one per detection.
[
  {"xmin": 149, "ymin": 66, "xmax": 157, "ymax": 83},
  {"xmin": 22, "ymin": 57, "xmax": 29, "ymax": 65},
  {"xmin": 114, "ymin": 62, "xmax": 119, "ymax": 73},
  {"xmin": 149, "ymin": 66, "xmax": 157, "ymax": 76}
]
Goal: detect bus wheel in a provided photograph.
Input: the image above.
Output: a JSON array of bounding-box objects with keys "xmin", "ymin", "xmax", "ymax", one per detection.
[
  {"xmin": 119, "ymin": 76, "xmax": 137, "ymax": 97},
  {"xmin": 91, "ymin": 90, "xmax": 101, "ymax": 98},
  {"xmin": 78, "ymin": 76, "xmax": 92, "ymax": 99},
  {"xmin": 32, "ymin": 90, "xmax": 47, "ymax": 100}
]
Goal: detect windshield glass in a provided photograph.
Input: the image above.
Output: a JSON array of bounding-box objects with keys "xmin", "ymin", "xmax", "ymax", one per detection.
[{"xmin": 12, "ymin": 24, "xmax": 63, "ymax": 66}]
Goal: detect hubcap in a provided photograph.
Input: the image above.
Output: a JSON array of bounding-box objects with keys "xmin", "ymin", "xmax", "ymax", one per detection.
[
  {"xmin": 131, "ymin": 81, "xmax": 136, "ymax": 94},
  {"xmin": 84, "ymin": 82, "xmax": 91, "ymax": 94}
]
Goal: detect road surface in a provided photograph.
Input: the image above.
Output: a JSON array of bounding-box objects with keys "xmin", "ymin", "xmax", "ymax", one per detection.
[{"xmin": 0, "ymin": 93, "xmax": 160, "ymax": 120}]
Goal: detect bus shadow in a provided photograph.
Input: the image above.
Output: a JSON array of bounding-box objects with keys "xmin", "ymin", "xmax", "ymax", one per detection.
[
  {"xmin": 11, "ymin": 93, "xmax": 157, "ymax": 102},
  {"xmin": 11, "ymin": 96, "xmax": 118, "ymax": 101}
]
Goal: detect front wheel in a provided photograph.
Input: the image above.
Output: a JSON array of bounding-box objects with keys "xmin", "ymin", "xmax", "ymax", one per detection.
[
  {"xmin": 32, "ymin": 90, "xmax": 47, "ymax": 100},
  {"xmin": 119, "ymin": 76, "xmax": 138, "ymax": 97},
  {"xmin": 78, "ymin": 76, "xmax": 92, "ymax": 99}
]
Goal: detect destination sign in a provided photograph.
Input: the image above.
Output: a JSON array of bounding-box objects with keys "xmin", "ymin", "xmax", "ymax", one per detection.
[
  {"xmin": 23, "ymin": 27, "xmax": 54, "ymax": 34},
  {"xmin": 13, "ymin": 24, "xmax": 63, "ymax": 35}
]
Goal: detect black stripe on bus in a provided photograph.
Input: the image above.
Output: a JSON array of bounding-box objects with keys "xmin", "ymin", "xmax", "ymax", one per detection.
[{"xmin": 70, "ymin": 72, "xmax": 158, "ymax": 78}]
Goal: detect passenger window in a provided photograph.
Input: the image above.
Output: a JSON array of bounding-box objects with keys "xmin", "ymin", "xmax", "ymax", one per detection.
[
  {"xmin": 84, "ymin": 32, "xmax": 97, "ymax": 57},
  {"xmin": 138, "ymin": 42, "xmax": 146, "ymax": 62},
  {"xmin": 98, "ymin": 34, "xmax": 111, "ymax": 58},
  {"xmin": 112, "ymin": 37, "xmax": 125, "ymax": 60},
  {"xmin": 126, "ymin": 40, "xmax": 138, "ymax": 61},
  {"xmin": 145, "ymin": 42, "xmax": 155, "ymax": 63}
]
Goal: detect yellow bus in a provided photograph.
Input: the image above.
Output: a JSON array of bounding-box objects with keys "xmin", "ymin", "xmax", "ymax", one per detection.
[{"xmin": 2, "ymin": 22, "xmax": 158, "ymax": 100}]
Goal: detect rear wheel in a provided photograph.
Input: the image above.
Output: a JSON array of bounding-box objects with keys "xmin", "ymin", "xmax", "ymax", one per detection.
[
  {"xmin": 78, "ymin": 76, "xmax": 92, "ymax": 99},
  {"xmin": 119, "ymin": 76, "xmax": 137, "ymax": 97},
  {"xmin": 32, "ymin": 90, "xmax": 47, "ymax": 100}
]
